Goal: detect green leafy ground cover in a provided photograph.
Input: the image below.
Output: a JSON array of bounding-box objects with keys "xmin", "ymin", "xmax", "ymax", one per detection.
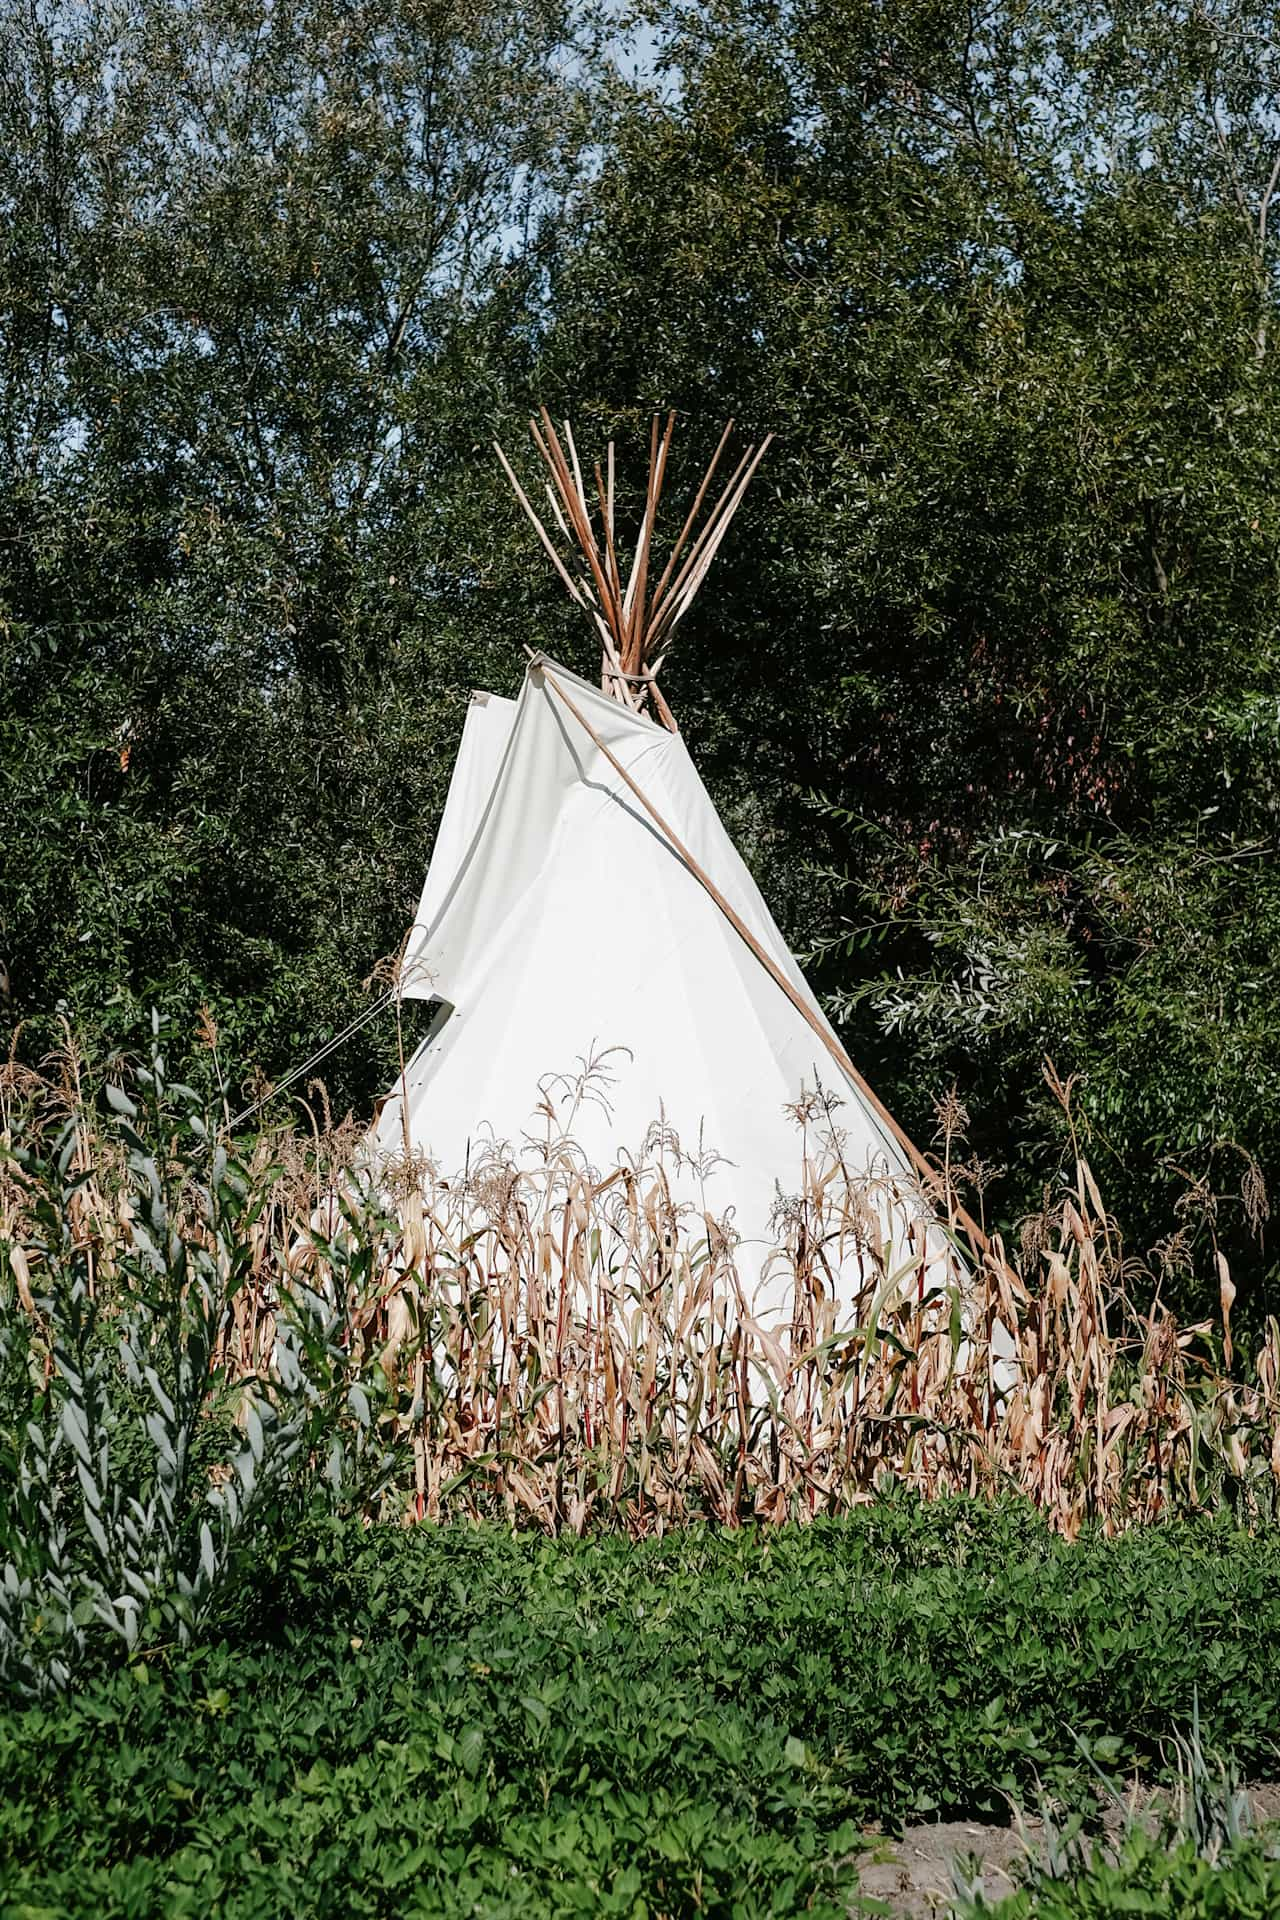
[
  {"xmin": 971, "ymin": 1833, "xmax": 1280, "ymax": 1919},
  {"xmin": 2, "ymin": 1501, "xmax": 1279, "ymax": 1918}
]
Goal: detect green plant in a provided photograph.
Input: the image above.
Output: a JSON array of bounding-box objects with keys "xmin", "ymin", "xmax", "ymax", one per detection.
[
  {"xmin": 1166, "ymin": 1693, "xmax": 1253, "ymax": 1866},
  {"xmin": 3, "ymin": 1506, "xmax": 1280, "ymax": 1916},
  {"xmin": 973, "ymin": 1697, "xmax": 1269, "ymax": 1916},
  {"xmin": 0, "ymin": 1019, "xmax": 395, "ymax": 1696},
  {"xmin": 962, "ymin": 1830, "xmax": 1280, "ymax": 1918}
]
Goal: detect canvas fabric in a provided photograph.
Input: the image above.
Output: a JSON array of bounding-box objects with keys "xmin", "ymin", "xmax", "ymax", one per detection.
[{"xmin": 375, "ymin": 657, "xmax": 933, "ymax": 1315}]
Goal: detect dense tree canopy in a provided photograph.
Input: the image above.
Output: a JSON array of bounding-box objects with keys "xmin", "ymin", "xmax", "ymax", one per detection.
[
  {"xmin": 2, "ymin": 0, "xmax": 1277, "ymax": 1309},
  {"xmin": 0, "ymin": 0, "xmax": 601, "ymax": 1084}
]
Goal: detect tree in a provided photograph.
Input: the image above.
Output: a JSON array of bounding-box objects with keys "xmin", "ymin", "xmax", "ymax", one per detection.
[
  {"xmin": 0, "ymin": 0, "xmax": 603, "ymax": 1096},
  {"xmin": 533, "ymin": 0, "xmax": 1280, "ymax": 1304}
]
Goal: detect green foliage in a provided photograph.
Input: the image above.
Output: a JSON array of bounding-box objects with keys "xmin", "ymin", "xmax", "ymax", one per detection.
[
  {"xmin": 2, "ymin": 1504, "xmax": 1280, "ymax": 1914},
  {"xmin": 966, "ymin": 1831, "xmax": 1280, "ymax": 1919},
  {"xmin": 0, "ymin": 0, "xmax": 604, "ymax": 1092},
  {"xmin": 967, "ymin": 1687, "xmax": 1268, "ymax": 1917},
  {"xmin": 0, "ymin": 1021, "xmax": 394, "ymax": 1697}
]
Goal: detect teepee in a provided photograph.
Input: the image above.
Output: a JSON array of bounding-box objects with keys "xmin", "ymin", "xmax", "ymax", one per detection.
[{"xmin": 371, "ymin": 414, "xmax": 965, "ymax": 1315}]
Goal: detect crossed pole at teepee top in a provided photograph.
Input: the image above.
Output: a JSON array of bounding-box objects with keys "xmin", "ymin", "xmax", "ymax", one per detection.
[{"xmin": 495, "ymin": 410, "xmax": 773, "ymax": 731}]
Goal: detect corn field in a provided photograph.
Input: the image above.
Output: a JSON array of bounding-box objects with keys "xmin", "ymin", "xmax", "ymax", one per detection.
[{"xmin": 2, "ymin": 1036, "xmax": 1276, "ymax": 1548}]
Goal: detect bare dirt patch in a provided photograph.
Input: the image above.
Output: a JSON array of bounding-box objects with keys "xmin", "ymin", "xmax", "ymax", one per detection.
[{"xmin": 855, "ymin": 1818, "xmax": 1033, "ymax": 1914}]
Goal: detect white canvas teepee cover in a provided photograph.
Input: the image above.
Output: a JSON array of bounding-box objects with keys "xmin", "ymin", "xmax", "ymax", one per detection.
[{"xmin": 372, "ymin": 655, "xmax": 929, "ymax": 1312}]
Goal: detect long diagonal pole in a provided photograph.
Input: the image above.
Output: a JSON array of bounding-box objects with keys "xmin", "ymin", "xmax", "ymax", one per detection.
[{"xmin": 531, "ymin": 654, "xmax": 1005, "ymax": 1275}]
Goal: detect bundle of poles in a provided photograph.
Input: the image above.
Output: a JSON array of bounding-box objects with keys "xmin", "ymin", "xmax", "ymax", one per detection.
[{"xmin": 495, "ymin": 409, "xmax": 773, "ymax": 729}]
